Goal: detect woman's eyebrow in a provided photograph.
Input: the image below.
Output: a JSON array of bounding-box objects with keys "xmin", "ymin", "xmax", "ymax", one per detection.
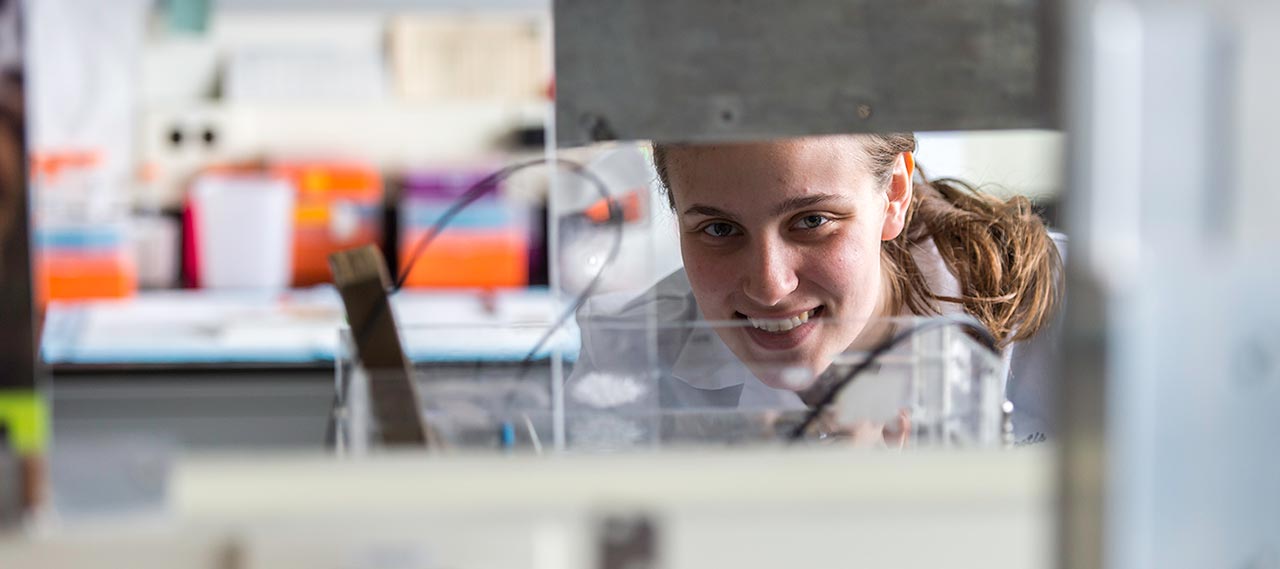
[
  {"xmin": 682, "ymin": 204, "xmax": 739, "ymax": 220},
  {"xmin": 682, "ymin": 193, "xmax": 844, "ymax": 219},
  {"xmin": 770, "ymin": 193, "xmax": 842, "ymax": 216}
]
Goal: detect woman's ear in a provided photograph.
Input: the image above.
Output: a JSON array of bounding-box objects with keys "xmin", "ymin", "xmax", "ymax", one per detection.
[{"xmin": 881, "ymin": 151, "xmax": 914, "ymax": 241}]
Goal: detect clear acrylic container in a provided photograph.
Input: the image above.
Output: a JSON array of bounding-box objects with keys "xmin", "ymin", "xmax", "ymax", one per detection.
[{"xmin": 332, "ymin": 315, "xmax": 1005, "ymax": 455}]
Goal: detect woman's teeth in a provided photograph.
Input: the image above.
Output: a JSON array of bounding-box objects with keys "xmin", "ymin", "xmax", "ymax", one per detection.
[{"xmin": 748, "ymin": 308, "xmax": 816, "ymax": 333}]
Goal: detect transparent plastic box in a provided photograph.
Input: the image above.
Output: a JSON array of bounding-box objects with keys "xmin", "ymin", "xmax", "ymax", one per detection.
[{"xmin": 332, "ymin": 315, "xmax": 1007, "ymax": 455}]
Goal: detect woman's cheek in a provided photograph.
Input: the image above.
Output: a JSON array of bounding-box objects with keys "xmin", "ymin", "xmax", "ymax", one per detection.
[
  {"xmin": 809, "ymin": 238, "xmax": 878, "ymax": 296},
  {"xmin": 682, "ymin": 248, "xmax": 736, "ymax": 304}
]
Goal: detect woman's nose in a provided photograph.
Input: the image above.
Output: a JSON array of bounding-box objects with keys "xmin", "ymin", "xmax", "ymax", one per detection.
[{"xmin": 741, "ymin": 238, "xmax": 799, "ymax": 307}]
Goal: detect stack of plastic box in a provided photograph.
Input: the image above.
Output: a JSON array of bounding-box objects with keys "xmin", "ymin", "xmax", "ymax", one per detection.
[
  {"xmin": 398, "ymin": 168, "xmax": 530, "ymax": 289},
  {"xmin": 31, "ymin": 151, "xmax": 136, "ymax": 305}
]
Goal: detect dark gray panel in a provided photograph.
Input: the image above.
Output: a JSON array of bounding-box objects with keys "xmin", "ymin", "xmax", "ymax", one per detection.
[
  {"xmin": 555, "ymin": 0, "xmax": 1058, "ymax": 145},
  {"xmin": 0, "ymin": 0, "xmax": 38, "ymax": 388},
  {"xmin": 51, "ymin": 371, "xmax": 335, "ymax": 449}
]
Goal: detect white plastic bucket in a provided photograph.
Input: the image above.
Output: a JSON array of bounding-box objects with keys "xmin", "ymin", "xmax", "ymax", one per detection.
[{"xmin": 193, "ymin": 174, "xmax": 295, "ymax": 290}]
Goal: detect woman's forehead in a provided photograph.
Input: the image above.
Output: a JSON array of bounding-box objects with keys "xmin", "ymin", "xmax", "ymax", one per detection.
[
  {"xmin": 666, "ymin": 134, "xmax": 866, "ymax": 161},
  {"xmin": 664, "ymin": 135, "xmax": 875, "ymax": 198}
]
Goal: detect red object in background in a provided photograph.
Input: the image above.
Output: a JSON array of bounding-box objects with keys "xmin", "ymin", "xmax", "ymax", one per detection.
[
  {"xmin": 272, "ymin": 161, "xmax": 384, "ymax": 287},
  {"xmin": 583, "ymin": 189, "xmax": 644, "ymax": 224},
  {"xmin": 182, "ymin": 200, "xmax": 200, "ymax": 288}
]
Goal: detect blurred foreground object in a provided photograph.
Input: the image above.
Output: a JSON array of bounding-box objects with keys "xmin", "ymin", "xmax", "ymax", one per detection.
[
  {"xmin": 555, "ymin": 0, "xmax": 1056, "ymax": 146},
  {"xmin": 329, "ymin": 245, "xmax": 435, "ymax": 447},
  {"xmin": 0, "ymin": 449, "xmax": 1052, "ymax": 569},
  {"xmin": 1060, "ymin": 1, "xmax": 1280, "ymax": 568},
  {"xmin": 0, "ymin": 0, "xmax": 49, "ymax": 523}
]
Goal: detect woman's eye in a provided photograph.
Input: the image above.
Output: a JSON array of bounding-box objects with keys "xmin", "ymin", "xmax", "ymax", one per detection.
[
  {"xmin": 702, "ymin": 222, "xmax": 739, "ymax": 237},
  {"xmin": 795, "ymin": 215, "xmax": 830, "ymax": 230}
]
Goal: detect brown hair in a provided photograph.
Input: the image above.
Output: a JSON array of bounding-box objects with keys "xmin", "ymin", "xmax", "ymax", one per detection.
[{"xmin": 653, "ymin": 134, "xmax": 1062, "ymax": 348}]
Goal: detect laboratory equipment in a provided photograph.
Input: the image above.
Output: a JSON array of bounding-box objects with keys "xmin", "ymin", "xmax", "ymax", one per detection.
[
  {"xmin": 554, "ymin": 0, "xmax": 1054, "ymax": 146},
  {"xmin": 333, "ymin": 316, "xmax": 1006, "ymax": 454}
]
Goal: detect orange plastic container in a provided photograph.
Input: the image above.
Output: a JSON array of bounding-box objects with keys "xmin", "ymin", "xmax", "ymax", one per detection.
[
  {"xmin": 398, "ymin": 230, "xmax": 528, "ymax": 288},
  {"xmin": 272, "ymin": 161, "xmax": 384, "ymax": 286},
  {"xmin": 398, "ymin": 168, "xmax": 531, "ymax": 289},
  {"xmin": 38, "ymin": 250, "xmax": 137, "ymax": 301}
]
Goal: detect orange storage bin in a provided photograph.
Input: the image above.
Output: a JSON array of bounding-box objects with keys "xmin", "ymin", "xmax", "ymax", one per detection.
[
  {"xmin": 398, "ymin": 230, "xmax": 528, "ymax": 288},
  {"xmin": 272, "ymin": 161, "xmax": 384, "ymax": 286}
]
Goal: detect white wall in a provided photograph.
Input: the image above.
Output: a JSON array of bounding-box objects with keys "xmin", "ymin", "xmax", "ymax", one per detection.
[
  {"xmin": 138, "ymin": 8, "xmax": 551, "ymax": 207},
  {"xmin": 915, "ymin": 130, "xmax": 1064, "ymax": 200}
]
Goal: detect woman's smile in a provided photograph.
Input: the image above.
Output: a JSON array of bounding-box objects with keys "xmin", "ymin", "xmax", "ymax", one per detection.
[{"xmin": 734, "ymin": 306, "xmax": 826, "ymax": 351}]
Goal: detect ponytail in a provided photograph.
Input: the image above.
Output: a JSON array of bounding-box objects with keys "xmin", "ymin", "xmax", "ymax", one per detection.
[{"xmin": 883, "ymin": 175, "xmax": 1062, "ymax": 347}]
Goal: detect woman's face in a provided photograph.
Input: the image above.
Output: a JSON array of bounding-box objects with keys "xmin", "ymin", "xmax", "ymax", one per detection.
[{"xmin": 664, "ymin": 136, "xmax": 911, "ymax": 390}]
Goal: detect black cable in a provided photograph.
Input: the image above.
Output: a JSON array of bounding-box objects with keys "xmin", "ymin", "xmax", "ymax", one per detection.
[{"xmin": 787, "ymin": 313, "xmax": 998, "ymax": 442}]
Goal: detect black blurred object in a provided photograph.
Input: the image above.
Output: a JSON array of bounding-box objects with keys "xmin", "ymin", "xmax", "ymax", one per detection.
[
  {"xmin": 527, "ymin": 202, "xmax": 548, "ymax": 286},
  {"xmin": 0, "ymin": 0, "xmax": 37, "ymax": 389},
  {"xmin": 510, "ymin": 125, "xmax": 546, "ymax": 150},
  {"xmin": 382, "ymin": 192, "xmax": 400, "ymax": 278},
  {"xmin": 0, "ymin": 421, "xmax": 21, "ymax": 528}
]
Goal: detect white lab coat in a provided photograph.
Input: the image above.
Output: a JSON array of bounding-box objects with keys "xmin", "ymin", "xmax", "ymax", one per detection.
[{"xmin": 567, "ymin": 235, "xmax": 1066, "ymax": 443}]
